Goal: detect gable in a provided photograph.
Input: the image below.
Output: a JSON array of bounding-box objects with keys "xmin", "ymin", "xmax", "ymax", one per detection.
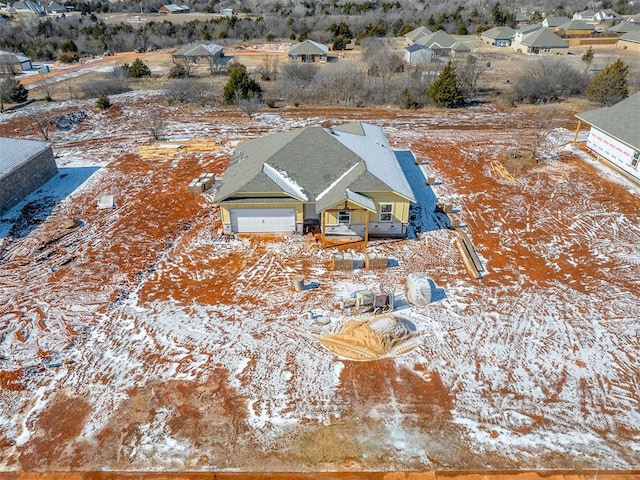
[{"xmin": 214, "ymin": 123, "xmax": 415, "ymax": 208}]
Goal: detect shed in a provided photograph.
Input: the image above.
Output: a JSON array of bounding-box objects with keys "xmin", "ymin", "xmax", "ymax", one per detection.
[{"xmin": 0, "ymin": 137, "xmax": 57, "ymax": 214}]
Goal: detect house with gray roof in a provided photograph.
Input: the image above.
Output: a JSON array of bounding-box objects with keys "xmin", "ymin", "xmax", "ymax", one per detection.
[
  {"xmin": 557, "ymin": 19, "xmax": 593, "ymax": 33},
  {"xmin": 573, "ymin": 10, "xmax": 597, "ymax": 22},
  {"xmin": 513, "ymin": 26, "xmax": 569, "ymax": 53},
  {"xmin": 405, "ymin": 26, "xmax": 433, "ymax": 45},
  {"xmin": 542, "ymin": 16, "xmax": 571, "ymax": 30},
  {"xmin": 158, "ymin": 3, "xmax": 189, "ymax": 14},
  {"xmin": 172, "ymin": 42, "xmax": 224, "ymax": 62},
  {"xmin": 214, "ymin": 122, "xmax": 416, "ymax": 242},
  {"xmin": 0, "ymin": 137, "xmax": 57, "ymax": 214},
  {"xmin": 404, "ymin": 44, "xmax": 434, "ymax": 64},
  {"xmin": 480, "ymin": 26, "xmax": 516, "ymax": 46},
  {"xmin": 287, "ymin": 40, "xmax": 330, "ymax": 63},
  {"xmin": 575, "ymin": 93, "xmax": 640, "ymax": 181},
  {"xmin": 608, "ymin": 22, "xmax": 640, "ymax": 34},
  {"xmin": 617, "ymin": 30, "xmax": 640, "ymax": 53},
  {"xmin": 0, "ymin": 50, "xmax": 31, "ymax": 72},
  {"xmin": 414, "ymin": 30, "xmax": 459, "ymax": 56}
]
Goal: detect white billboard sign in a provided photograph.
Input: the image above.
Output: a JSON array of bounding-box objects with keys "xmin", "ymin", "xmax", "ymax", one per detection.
[{"xmin": 586, "ymin": 128, "xmax": 640, "ymax": 180}]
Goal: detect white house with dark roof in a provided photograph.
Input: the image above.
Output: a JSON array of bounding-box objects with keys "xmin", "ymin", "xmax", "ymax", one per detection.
[
  {"xmin": 575, "ymin": 93, "xmax": 640, "ymax": 181},
  {"xmin": 0, "ymin": 138, "xmax": 57, "ymax": 214},
  {"xmin": 214, "ymin": 122, "xmax": 416, "ymax": 242}
]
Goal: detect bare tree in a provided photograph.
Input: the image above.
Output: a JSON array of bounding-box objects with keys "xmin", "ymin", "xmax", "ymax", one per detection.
[
  {"xmin": 237, "ymin": 94, "xmax": 263, "ymax": 120},
  {"xmin": 257, "ymin": 54, "xmax": 280, "ymax": 81},
  {"xmin": 146, "ymin": 107, "xmax": 164, "ymax": 141}
]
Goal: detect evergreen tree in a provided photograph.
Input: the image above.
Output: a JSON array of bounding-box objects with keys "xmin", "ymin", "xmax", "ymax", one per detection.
[
  {"xmin": 125, "ymin": 58, "xmax": 151, "ymax": 78},
  {"xmin": 96, "ymin": 94, "xmax": 111, "ymax": 110},
  {"xmin": 0, "ymin": 77, "xmax": 28, "ymax": 110},
  {"xmin": 582, "ymin": 46, "xmax": 594, "ymax": 64},
  {"xmin": 586, "ymin": 58, "xmax": 629, "ymax": 106},
  {"xmin": 428, "ymin": 61, "xmax": 464, "ymax": 108},
  {"xmin": 223, "ymin": 64, "xmax": 262, "ymax": 105}
]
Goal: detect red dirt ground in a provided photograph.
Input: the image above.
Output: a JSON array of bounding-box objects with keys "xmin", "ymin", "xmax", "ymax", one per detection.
[{"xmin": 0, "ymin": 95, "xmax": 639, "ymax": 477}]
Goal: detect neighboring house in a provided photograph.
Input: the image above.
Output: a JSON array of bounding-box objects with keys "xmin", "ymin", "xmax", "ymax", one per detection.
[
  {"xmin": 221, "ymin": 7, "xmax": 233, "ymax": 16},
  {"xmin": 594, "ymin": 9, "xmax": 621, "ymax": 23},
  {"xmin": 479, "ymin": 26, "xmax": 516, "ymax": 46},
  {"xmin": 0, "ymin": 50, "xmax": 32, "ymax": 71},
  {"xmin": 405, "ymin": 26, "xmax": 433, "ymax": 45},
  {"xmin": 628, "ymin": 13, "xmax": 640, "ymax": 23},
  {"xmin": 158, "ymin": 4, "xmax": 190, "ymax": 14},
  {"xmin": 513, "ymin": 26, "xmax": 568, "ymax": 53},
  {"xmin": 287, "ymin": 40, "xmax": 329, "ymax": 63},
  {"xmin": 404, "ymin": 44, "xmax": 434, "ymax": 64},
  {"xmin": 573, "ymin": 10, "xmax": 597, "ymax": 22},
  {"xmin": 451, "ymin": 41, "xmax": 471, "ymax": 56},
  {"xmin": 575, "ymin": 92, "xmax": 640, "ymax": 182},
  {"xmin": 617, "ymin": 30, "xmax": 640, "ymax": 52},
  {"xmin": 556, "ymin": 19, "xmax": 595, "ymax": 36},
  {"xmin": 11, "ymin": 0, "xmax": 45, "ymax": 14},
  {"xmin": 542, "ymin": 16, "xmax": 571, "ymax": 30},
  {"xmin": 0, "ymin": 138, "xmax": 57, "ymax": 214},
  {"xmin": 213, "ymin": 122, "xmax": 416, "ymax": 243},
  {"xmin": 413, "ymin": 30, "xmax": 458, "ymax": 56},
  {"xmin": 607, "ymin": 22, "xmax": 640, "ymax": 34},
  {"xmin": 172, "ymin": 42, "xmax": 225, "ymax": 63},
  {"xmin": 511, "ymin": 23, "xmax": 543, "ymax": 48},
  {"xmin": 46, "ymin": 0, "xmax": 65, "ymax": 14}
]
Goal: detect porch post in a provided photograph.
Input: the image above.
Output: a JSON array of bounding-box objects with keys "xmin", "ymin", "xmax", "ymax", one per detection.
[
  {"xmin": 363, "ymin": 210, "xmax": 369, "ymax": 248},
  {"xmin": 573, "ymin": 119, "xmax": 582, "ymax": 145},
  {"xmin": 320, "ymin": 211, "xmax": 326, "ymax": 248}
]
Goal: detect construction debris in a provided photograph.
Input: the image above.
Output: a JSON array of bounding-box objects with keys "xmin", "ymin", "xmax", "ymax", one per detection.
[
  {"xmin": 187, "ymin": 173, "xmax": 215, "ymax": 194},
  {"xmin": 319, "ymin": 315, "xmax": 418, "ymax": 360},
  {"xmin": 365, "ymin": 253, "xmax": 388, "ymax": 269},
  {"xmin": 340, "ymin": 287, "xmax": 394, "ymax": 315},
  {"xmin": 332, "ymin": 252, "xmax": 354, "ymax": 271},
  {"xmin": 96, "ymin": 195, "xmax": 115, "ymax": 209}
]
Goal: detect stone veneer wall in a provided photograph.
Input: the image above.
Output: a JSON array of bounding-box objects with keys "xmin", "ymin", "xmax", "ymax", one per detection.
[{"xmin": 0, "ymin": 146, "xmax": 58, "ymax": 214}]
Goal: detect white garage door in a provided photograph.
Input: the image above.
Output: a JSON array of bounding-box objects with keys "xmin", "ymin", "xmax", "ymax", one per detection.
[{"xmin": 230, "ymin": 208, "xmax": 296, "ymax": 233}]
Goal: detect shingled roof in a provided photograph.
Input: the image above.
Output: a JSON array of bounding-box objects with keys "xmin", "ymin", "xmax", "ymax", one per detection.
[
  {"xmin": 481, "ymin": 26, "xmax": 516, "ymax": 40},
  {"xmin": 576, "ymin": 92, "xmax": 640, "ymax": 150},
  {"xmin": 287, "ymin": 40, "xmax": 328, "ymax": 56},
  {"xmin": 172, "ymin": 43, "xmax": 223, "ymax": 57},
  {"xmin": 214, "ymin": 123, "xmax": 415, "ymax": 211},
  {"xmin": 521, "ymin": 27, "xmax": 568, "ymax": 48}
]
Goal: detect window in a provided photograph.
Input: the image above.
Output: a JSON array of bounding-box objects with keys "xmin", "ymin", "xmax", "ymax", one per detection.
[
  {"xmin": 379, "ymin": 203, "xmax": 393, "ymax": 222},
  {"xmin": 338, "ymin": 211, "xmax": 351, "ymax": 224}
]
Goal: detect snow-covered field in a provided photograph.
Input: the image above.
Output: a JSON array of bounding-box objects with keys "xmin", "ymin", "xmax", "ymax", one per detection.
[{"xmin": 0, "ymin": 94, "xmax": 639, "ymax": 471}]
